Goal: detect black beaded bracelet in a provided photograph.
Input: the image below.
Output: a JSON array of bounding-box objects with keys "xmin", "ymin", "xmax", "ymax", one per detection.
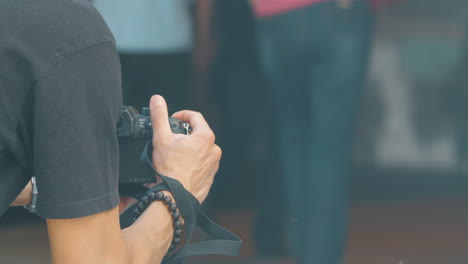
[{"xmin": 132, "ymin": 190, "xmax": 183, "ymax": 252}]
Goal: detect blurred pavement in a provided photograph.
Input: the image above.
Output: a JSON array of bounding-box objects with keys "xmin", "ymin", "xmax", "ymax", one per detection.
[{"xmin": 1, "ymin": 196, "xmax": 467, "ymax": 264}]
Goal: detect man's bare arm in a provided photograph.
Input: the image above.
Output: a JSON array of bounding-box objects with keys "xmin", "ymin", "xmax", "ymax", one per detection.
[
  {"xmin": 45, "ymin": 95, "xmax": 220, "ymax": 264},
  {"xmin": 47, "ymin": 200, "xmax": 173, "ymax": 264},
  {"xmin": 12, "ymin": 184, "xmax": 173, "ymax": 264},
  {"xmin": 10, "ymin": 181, "xmax": 32, "ymax": 207}
]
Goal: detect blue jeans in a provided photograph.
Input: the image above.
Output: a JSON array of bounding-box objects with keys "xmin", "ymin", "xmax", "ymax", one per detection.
[{"xmin": 257, "ymin": 1, "xmax": 374, "ymax": 263}]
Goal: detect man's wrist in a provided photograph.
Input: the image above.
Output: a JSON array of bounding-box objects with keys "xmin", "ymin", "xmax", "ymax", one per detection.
[{"xmin": 122, "ymin": 191, "xmax": 175, "ymax": 262}]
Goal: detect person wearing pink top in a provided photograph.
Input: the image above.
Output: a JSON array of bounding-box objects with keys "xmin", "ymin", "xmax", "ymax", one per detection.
[
  {"xmin": 253, "ymin": 0, "xmax": 393, "ymax": 17},
  {"xmin": 251, "ymin": 0, "xmax": 376, "ymax": 263}
]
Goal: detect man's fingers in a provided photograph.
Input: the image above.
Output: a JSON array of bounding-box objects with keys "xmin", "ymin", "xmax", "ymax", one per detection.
[
  {"xmin": 150, "ymin": 95, "xmax": 173, "ymax": 144},
  {"xmin": 172, "ymin": 110, "xmax": 212, "ymax": 137}
]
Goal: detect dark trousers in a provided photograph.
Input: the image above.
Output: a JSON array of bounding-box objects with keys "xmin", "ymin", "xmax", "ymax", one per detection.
[
  {"xmin": 257, "ymin": 1, "xmax": 374, "ymax": 263},
  {"xmin": 119, "ymin": 52, "xmax": 192, "ymax": 112}
]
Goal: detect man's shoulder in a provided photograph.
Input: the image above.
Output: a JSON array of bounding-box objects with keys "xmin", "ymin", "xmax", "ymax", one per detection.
[
  {"xmin": 0, "ymin": 0, "xmax": 113, "ymax": 39},
  {"xmin": 0, "ymin": 0, "xmax": 115, "ymax": 79}
]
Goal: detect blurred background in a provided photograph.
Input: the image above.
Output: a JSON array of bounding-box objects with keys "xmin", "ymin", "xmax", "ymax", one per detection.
[{"xmin": 1, "ymin": 0, "xmax": 468, "ymax": 263}]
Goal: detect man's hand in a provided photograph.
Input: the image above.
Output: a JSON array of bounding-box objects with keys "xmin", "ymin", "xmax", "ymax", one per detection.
[
  {"xmin": 46, "ymin": 96, "xmax": 220, "ymax": 264},
  {"xmin": 149, "ymin": 95, "xmax": 221, "ymax": 203}
]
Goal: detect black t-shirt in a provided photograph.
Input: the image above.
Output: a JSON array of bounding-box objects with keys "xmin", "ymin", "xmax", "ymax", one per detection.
[{"xmin": 0, "ymin": 0, "xmax": 122, "ymax": 219}]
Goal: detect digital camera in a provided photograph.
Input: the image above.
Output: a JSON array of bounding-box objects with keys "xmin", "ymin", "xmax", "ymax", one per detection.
[
  {"xmin": 117, "ymin": 105, "xmax": 191, "ymax": 139},
  {"xmin": 117, "ymin": 106, "xmax": 191, "ymax": 185}
]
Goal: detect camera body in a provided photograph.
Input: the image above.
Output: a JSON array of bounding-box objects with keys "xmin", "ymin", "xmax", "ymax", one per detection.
[
  {"xmin": 117, "ymin": 106, "xmax": 191, "ymax": 184},
  {"xmin": 117, "ymin": 105, "xmax": 191, "ymax": 139}
]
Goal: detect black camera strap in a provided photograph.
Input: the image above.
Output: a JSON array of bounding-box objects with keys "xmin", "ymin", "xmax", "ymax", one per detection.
[{"xmin": 119, "ymin": 141, "xmax": 242, "ymax": 263}]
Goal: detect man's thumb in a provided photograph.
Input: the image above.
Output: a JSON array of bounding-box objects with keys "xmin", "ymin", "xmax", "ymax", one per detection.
[{"xmin": 150, "ymin": 95, "xmax": 172, "ymax": 144}]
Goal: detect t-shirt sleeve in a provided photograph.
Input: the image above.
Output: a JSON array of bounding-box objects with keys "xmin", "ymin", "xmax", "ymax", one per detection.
[{"xmin": 33, "ymin": 41, "xmax": 122, "ymax": 219}]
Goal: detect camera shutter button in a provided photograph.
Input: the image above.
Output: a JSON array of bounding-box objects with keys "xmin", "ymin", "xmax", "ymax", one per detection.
[{"xmin": 145, "ymin": 121, "xmax": 152, "ymax": 129}]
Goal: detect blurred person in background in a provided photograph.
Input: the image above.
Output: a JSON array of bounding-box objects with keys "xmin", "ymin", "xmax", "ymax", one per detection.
[
  {"xmin": 93, "ymin": 0, "xmax": 215, "ymax": 112},
  {"xmin": 208, "ymin": 0, "xmax": 288, "ymax": 256},
  {"xmin": 201, "ymin": 0, "xmax": 267, "ymax": 212},
  {"xmin": 249, "ymin": 0, "xmax": 378, "ymax": 263},
  {"xmin": 448, "ymin": 29, "xmax": 468, "ymax": 175}
]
